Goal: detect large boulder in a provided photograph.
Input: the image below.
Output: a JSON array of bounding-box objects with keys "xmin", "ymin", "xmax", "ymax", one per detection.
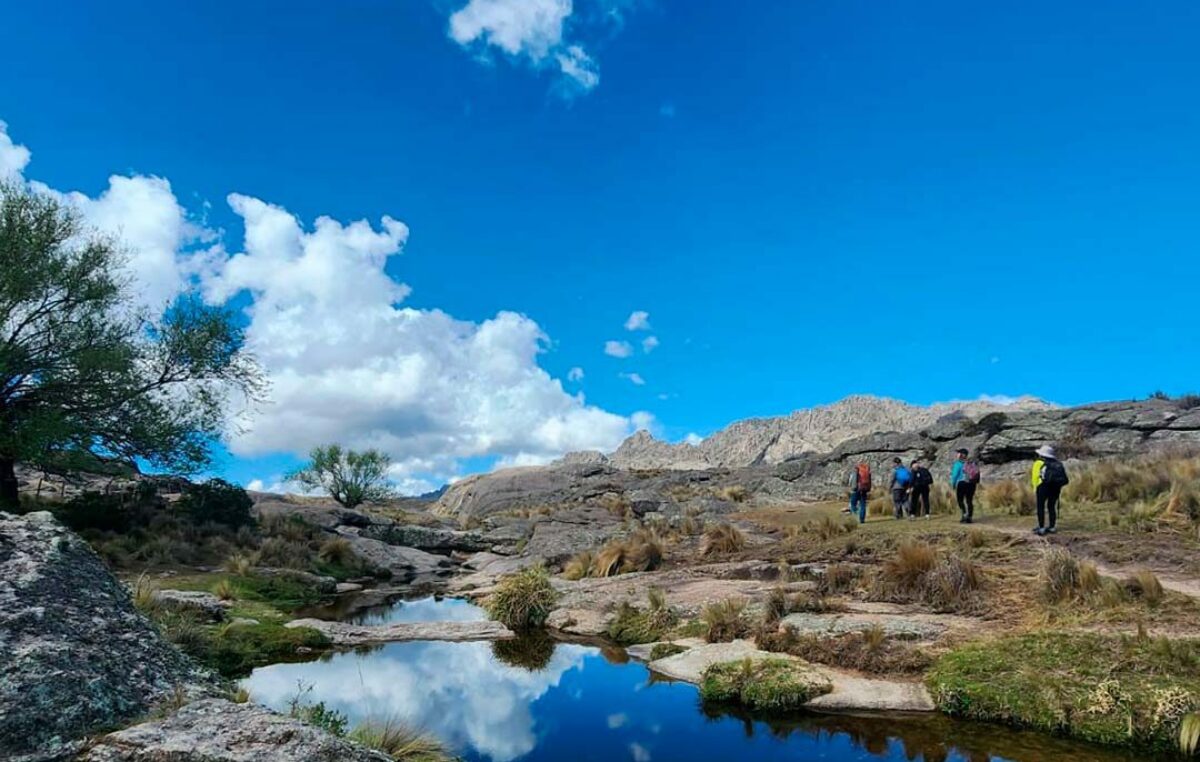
[
  {"xmin": 0, "ymin": 512, "xmax": 221, "ymax": 760},
  {"xmin": 79, "ymin": 699, "xmax": 392, "ymax": 762}
]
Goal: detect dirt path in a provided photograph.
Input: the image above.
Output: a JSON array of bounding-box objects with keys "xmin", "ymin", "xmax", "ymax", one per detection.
[{"xmin": 982, "ymin": 524, "xmax": 1200, "ymax": 601}]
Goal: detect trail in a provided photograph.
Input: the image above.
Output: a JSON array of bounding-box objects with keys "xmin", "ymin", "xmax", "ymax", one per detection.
[{"xmin": 983, "ymin": 524, "xmax": 1200, "ymax": 601}]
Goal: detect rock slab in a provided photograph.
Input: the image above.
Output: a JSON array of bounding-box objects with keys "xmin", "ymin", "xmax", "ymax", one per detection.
[
  {"xmin": 286, "ymin": 617, "xmax": 515, "ymax": 646},
  {"xmin": 0, "ymin": 512, "xmax": 220, "ymax": 759},
  {"xmin": 79, "ymin": 698, "xmax": 393, "ymax": 761}
]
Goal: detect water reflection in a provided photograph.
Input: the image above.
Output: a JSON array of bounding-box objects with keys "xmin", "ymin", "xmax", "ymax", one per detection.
[{"xmin": 243, "ymin": 599, "xmax": 1141, "ymax": 762}]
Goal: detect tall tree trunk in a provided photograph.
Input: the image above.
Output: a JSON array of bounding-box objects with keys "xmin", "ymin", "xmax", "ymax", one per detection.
[{"xmin": 0, "ymin": 456, "xmax": 19, "ymax": 512}]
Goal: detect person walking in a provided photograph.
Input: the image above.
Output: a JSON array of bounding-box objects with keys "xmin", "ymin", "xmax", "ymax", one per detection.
[
  {"xmin": 889, "ymin": 457, "xmax": 912, "ymax": 519},
  {"xmin": 949, "ymin": 448, "xmax": 980, "ymax": 523},
  {"xmin": 910, "ymin": 459, "xmax": 933, "ymax": 520},
  {"xmin": 1032, "ymin": 444, "xmax": 1069, "ymax": 536},
  {"xmin": 846, "ymin": 460, "xmax": 872, "ymax": 524}
]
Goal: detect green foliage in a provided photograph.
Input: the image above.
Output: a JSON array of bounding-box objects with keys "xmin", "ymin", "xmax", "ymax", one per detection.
[
  {"xmin": 289, "ymin": 692, "xmax": 349, "ymax": 737},
  {"xmin": 700, "ymin": 657, "xmax": 831, "ymax": 710},
  {"xmin": 485, "ymin": 564, "xmax": 559, "ymax": 630},
  {"xmin": 649, "ymin": 642, "xmax": 687, "ymax": 660},
  {"xmin": 606, "ymin": 588, "xmax": 678, "ymax": 645},
  {"xmin": 701, "ymin": 598, "xmax": 751, "ymax": 643},
  {"xmin": 0, "ymin": 183, "xmax": 263, "ymax": 509},
  {"xmin": 287, "ymin": 444, "xmax": 395, "ymax": 509},
  {"xmin": 178, "ymin": 478, "xmax": 254, "ymax": 528},
  {"xmin": 229, "ymin": 572, "xmax": 327, "ymax": 611},
  {"xmin": 928, "ymin": 632, "xmax": 1200, "ymax": 752}
]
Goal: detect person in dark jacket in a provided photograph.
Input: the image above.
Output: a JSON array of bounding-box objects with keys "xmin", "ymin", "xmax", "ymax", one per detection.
[
  {"xmin": 909, "ymin": 459, "xmax": 933, "ymax": 520},
  {"xmin": 1032, "ymin": 444, "xmax": 1069, "ymax": 536}
]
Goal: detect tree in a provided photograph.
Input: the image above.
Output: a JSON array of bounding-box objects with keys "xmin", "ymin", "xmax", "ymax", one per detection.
[
  {"xmin": 287, "ymin": 444, "xmax": 395, "ymax": 509},
  {"xmin": 0, "ymin": 183, "xmax": 264, "ymax": 510}
]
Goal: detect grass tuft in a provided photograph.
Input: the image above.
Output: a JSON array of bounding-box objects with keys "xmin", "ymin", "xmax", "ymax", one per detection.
[
  {"xmin": 701, "ymin": 523, "xmax": 746, "ymax": 556},
  {"xmin": 701, "ymin": 598, "xmax": 751, "ymax": 643},
  {"xmin": 485, "ymin": 564, "xmax": 559, "ymax": 630},
  {"xmin": 700, "ymin": 657, "xmax": 831, "ymax": 710},
  {"xmin": 348, "ymin": 717, "xmax": 452, "ymax": 761}
]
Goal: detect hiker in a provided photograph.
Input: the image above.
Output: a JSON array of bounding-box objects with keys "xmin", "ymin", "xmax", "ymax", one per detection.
[
  {"xmin": 889, "ymin": 457, "xmax": 912, "ymax": 519},
  {"xmin": 949, "ymin": 448, "xmax": 981, "ymax": 523},
  {"xmin": 845, "ymin": 460, "xmax": 872, "ymax": 524},
  {"xmin": 910, "ymin": 459, "xmax": 933, "ymax": 520},
  {"xmin": 1032, "ymin": 444, "xmax": 1069, "ymax": 536}
]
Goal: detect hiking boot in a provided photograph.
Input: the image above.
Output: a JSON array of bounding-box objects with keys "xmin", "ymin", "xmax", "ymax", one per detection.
[
  {"xmin": 963, "ymin": 517, "xmax": 973, "ymax": 524},
  {"xmin": 1047, "ymin": 527, "xmax": 1058, "ymax": 534},
  {"xmin": 1033, "ymin": 527, "xmax": 1046, "ymax": 536}
]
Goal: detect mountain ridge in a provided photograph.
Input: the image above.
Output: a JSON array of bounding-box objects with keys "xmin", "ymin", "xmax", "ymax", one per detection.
[{"xmin": 563, "ymin": 394, "xmax": 1054, "ymax": 470}]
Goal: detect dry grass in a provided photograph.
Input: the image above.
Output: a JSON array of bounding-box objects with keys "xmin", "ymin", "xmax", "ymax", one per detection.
[
  {"xmin": 702, "ymin": 523, "xmax": 746, "ymax": 556},
  {"xmin": 701, "ymin": 598, "xmax": 751, "ymax": 642},
  {"xmin": 223, "ymin": 552, "xmax": 255, "ymax": 577},
  {"xmin": 1128, "ymin": 570, "xmax": 1165, "ymax": 605},
  {"xmin": 212, "ymin": 578, "xmax": 237, "ymax": 601},
  {"xmin": 716, "ymin": 485, "xmax": 750, "ymax": 503},
  {"xmin": 1039, "ymin": 547, "xmax": 1083, "ymax": 603},
  {"xmin": 757, "ymin": 626, "xmax": 933, "ymax": 676},
  {"xmin": 347, "ymin": 717, "xmax": 451, "ymax": 761},
  {"xmin": 317, "ymin": 538, "xmax": 354, "ymax": 566},
  {"xmin": 871, "ymin": 540, "xmax": 982, "ymax": 612},
  {"xmin": 485, "ymin": 564, "xmax": 559, "ymax": 629},
  {"xmin": 982, "ymin": 480, "xmax": 1035, "ymax": 515},
  {"xmin": 819, "ymin": 562, "xmax": 859, "ymax": 595},
  {"xmin": 589, "ymin": 530, "xmax": 664, "ymax": 577},
  {"xmin": 562, "ymin": 551, "xmax": 593, "ymax": 581}
]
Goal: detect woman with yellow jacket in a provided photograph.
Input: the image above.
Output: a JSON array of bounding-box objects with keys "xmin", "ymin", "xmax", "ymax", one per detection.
[{"xmin": 1031, "ymin": 444, "xmax": 1069, "ymax": 536}]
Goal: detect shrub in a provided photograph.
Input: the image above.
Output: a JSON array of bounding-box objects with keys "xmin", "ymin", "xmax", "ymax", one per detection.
[
  {"xmin": 486, "ymin": 565, "xmax": 559, "ymax": 630},
  {"xmin": 1182, "ymin": 712, "xmax": 1200, "ymax": 756},
  {"xmin": 318, "ymin": 538, "xmax": 355, "ymax": 566},
  {"xmin": 178, "ymin": 479, "xmax": 254, "ymax": 528},
  {"xmin": 224, "ymin": 552, "xmax": 256, "ymax": 577},
  {"xmin": 819, "ymin": 563, "xmax": 859, "ymax": 595},
  {"xmin": 212, "ymin": 578, "xmax": 237, "ymax": 601},
  {"xmin": 607, "ymin": 588, "xmax": 677, "ymax": 645},
  {"xmin": 701, "ymin": 523, "xmax": 746, "ymax": 556},
  {"xmin": 700, "ymin": 657, "xmax": 831, "ymax": 710},
  {"xmin": 763, "ymin": 587, "xmax": 790, "ymax": 625},
  {"xmin": 347, "ymin": 717, "xmax": 451, "ymax": 761},
  {"xmin": 288, "ymin": 690, "xmax": 349, "ymax": 736},
  {"xmin": 757, "ymin": 627, "xmax": 933, "ymax": 676},
  {"xmin": 701, "ymin": 598, "xmax": 750, "ymax": 643},
  {"xmin": 257, "ymin": 537, "xmax": 312, "ymax": 570}
]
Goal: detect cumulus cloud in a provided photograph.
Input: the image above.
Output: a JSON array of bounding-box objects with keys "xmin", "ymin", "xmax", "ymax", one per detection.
[
  {"xmin": 0, "ymin": 121, "xmax": 31, "ymax": 180},
  {"xmin": 448, "ymin": 0, "xmax": 601, "ymax": 92},
  {"xmin": 604, "ymin": 340, "xmax": 633, "ymax": 358},
  {"xmin": 567, "ymin": 366, "xmax": 585, "ymax": 382},
  {"xmin": 683, "ymin": 432, "xmax": 704, "ymax": 446},
  {"xmin": 641, "ymin": 335, "xmax": 659, "ymax": 353},
  {"xmin": 624, "ymin": 310, "xmax": 650, "ymax": 331},
  {"xmin": 619, "ymin": 372, "xmax": 645, "ymax": 386},
  {"xmin": 5, "ymin": 116, "xmax": 650, "ymax": 490}
]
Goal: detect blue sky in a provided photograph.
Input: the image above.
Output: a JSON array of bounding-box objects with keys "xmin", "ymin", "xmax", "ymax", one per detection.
[{"xmin": 3, "ymin": 1, "xmax": 1199, "ymax": 491}]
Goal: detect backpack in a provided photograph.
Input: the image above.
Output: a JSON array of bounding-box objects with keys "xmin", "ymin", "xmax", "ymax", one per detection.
[
  {"xmin": 894, "ymin": 466, "xmax": 912, "ymax": 488},
  {"xmin": 856, "ymin": 463, "xmax": 872, "ymax": 492},
  {"xmin": 963, "ymin": 460, "xmax": 981, "ymax": 483},
  {"xmin": 1043, "ymin": 459, "xmax": 1069, "ymax": 487}
]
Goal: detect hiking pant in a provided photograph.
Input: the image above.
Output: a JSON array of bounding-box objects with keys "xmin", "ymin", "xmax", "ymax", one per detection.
[
  {"xmin": 956, "ymin": 481, "xmax": 976, "ymax": 519},
  {"xmin": 892, "ymin": 488, "xmax": 909, "ymax": 518},
  {"xmin": 850, "ymin": 489, "xmax": 869, "ymax": 523},
  {"xmin": 1036, "ymin": 483, "xmax": 1062, "ymax": 529},
  {"xmin": 910, "ymin": 486, "xmax": 930, "ymax": 517}
]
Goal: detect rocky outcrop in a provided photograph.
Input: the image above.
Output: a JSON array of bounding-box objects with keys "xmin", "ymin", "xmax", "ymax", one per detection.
[
  {"xmin": 359, "ymin": 523, "xmax": 488, "ymax": 553},
  {"xmin": 79, "ymin": 699, "xmax": 392, "ymax": 762},
  {"xmin": 150, "ymin": 589, "xmax": 231, "ymax": 622},
  {"xmin": 0, "ymin": 512, "xmax": 220, "ymax": 760},
  {"xmin": 285, "ymin": 617, "xmax": 514, "ymax": 646},
  {"xmin": 332, "ymin": 528, "xmax": 454, "ymax": 582},
  {"xmin": 579, "ymin": 395, "xmax": 1054, "ymax": 471}
]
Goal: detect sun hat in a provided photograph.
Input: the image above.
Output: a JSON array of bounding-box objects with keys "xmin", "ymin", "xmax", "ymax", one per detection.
[{"xmin": 1036, "ymin": 444, "xmax": 1057, "ymax": 459}]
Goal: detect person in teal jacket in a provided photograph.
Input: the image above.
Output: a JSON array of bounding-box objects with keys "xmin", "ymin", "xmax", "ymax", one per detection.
[{"xmin": 949, "ymin": 448, "xmax": 978, "ymax": 523}]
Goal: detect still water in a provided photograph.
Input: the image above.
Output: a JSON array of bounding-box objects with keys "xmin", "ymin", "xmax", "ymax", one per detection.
[{"xmin": 242, "ymin": 597, "xmax": 1142, "ymax": 762}]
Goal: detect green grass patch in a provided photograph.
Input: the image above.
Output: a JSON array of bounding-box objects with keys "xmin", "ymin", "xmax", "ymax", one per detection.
[
  {"xmin": 229, "ymin": 573, "xmax": 327, "ymax": 611},
  {"xmin": 700, "ymin": 657, "xmax": 832, "ymax": 711},
  {"xmin": 606, "ymin": 589, "xmax": 678, "ymax": 645},
  {"xmin": 649, "ymin": 643, "xmax": 687, "ymax": 660},
  {"xmin": 927, "ymin": 632, "xmax": 1200, "ymax": 752},
  {"xmin": 485, "ymin": 565, "xmax": 559, "ymax": 630}
]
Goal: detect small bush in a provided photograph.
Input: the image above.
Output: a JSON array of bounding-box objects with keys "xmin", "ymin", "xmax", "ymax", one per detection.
[
  {"xmin": 650, "ymin": 642, "xmax": 687, "ymax": 660},
  {"xmin": 1039, "ymin": 547, "xmax": 1082, "ymax": 603},
  {"xmin": 486, "ymin": 565, "xmax": 559, "ymax": 630},
  {"xmin": 257, "ymin": 537, "xmax": 312, "ymax": 570},
  {"xmin": 289, "ymin": 690, "xmax": 349, "ymax": 736},
  {"xmin": 820, "ymin": 563, "xmax": 859, "ymax": 595},
  {"xmin": 212, "ymin": 578, "xmax": 237, "ymax": 601},
  {"xmin": 872, "ymin": 541, "xmax": 982, "ymax": 612},
  {"xmin": 763, "ymin": 587, "xmax": 790, "ymax": 625},
  {"xmin": 318, "ymin": 538, "xmax": 355, "ymax": 566},
  {"xmin": 700, "ymin": 657, "xmax": 831, "ymax": 710},
  {"xmin": 701, "ymin": 598, "xmax": 750, "ymax": 643},
  {"xmin": 224, "ymin": 552, "xmax": 256, "ymax": 577},
  {"xmin": 607, "ymin": 588, "xmax": 678, "ymax": 645},
  {"xmin": 716, "ymin": 485, "xmax": 749, "ymax": 503},
  {"xmin": 178, "ymin": 479, "xmax": 254, "ymax": 529},
  {"xmin": 757, "ymin": 627, "xmax": 932, "ymax": 676},
  {"xmin": 590, "ymin": 530, "xmax": 664, "ymax": 577},
  {"xmin": 701, "ymin": 523, "xmax": 746, "ymax": 556}
]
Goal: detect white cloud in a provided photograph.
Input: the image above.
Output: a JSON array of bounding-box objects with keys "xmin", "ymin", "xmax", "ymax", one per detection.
[
  {"xmin": 630, "ymin": 410, "xmax": 656, "ymax": 433},
  {"xmin": 604, "ymin": 340, "xmax": 633, "ymax": 358},
  {"xmin": 5, "ymin": 115, "xmax": 648, "ymax": 489},
  {"xmin": 683, "ymin": 432, "xmax": 703, "ymax": 446},
  {"xmin": 448, "ymin": 0, "xmax": 601, "ymax": 92},
  {"xmin": 630, "ymin": 742, "xmax": 652, "ymax": 762},
  {"xmin": 567, "ymin": 366, "xmax": 585, "ymax": 382},
  {"xmin": 624, "ymin": 310, "xmax": 650, "ymax": 331},
  {"xmin": 0, "ymin": 121, "xmax": 31, "ymax": 180},
  {"xmin": 619, "ymin": 372, "xmax": 644, "ymax": 386},
  {"xmin": 641, "ymin": 335, "xmax": 659, "ymax": 353}
]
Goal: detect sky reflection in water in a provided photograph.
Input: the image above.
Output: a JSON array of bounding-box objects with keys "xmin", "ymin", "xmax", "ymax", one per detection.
[{"xmin": 242, "ymin": 599, "xmax": 1139, "ymax": 762}]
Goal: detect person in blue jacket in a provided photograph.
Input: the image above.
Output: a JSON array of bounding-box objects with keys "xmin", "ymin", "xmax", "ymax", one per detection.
[
  {"xmin": 889, "ymin": 457, "xmax": 912, "ymax": 519},
  {"xmin": 949, "ymin": 448, "xmax": 980, "ymax": 523}
]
